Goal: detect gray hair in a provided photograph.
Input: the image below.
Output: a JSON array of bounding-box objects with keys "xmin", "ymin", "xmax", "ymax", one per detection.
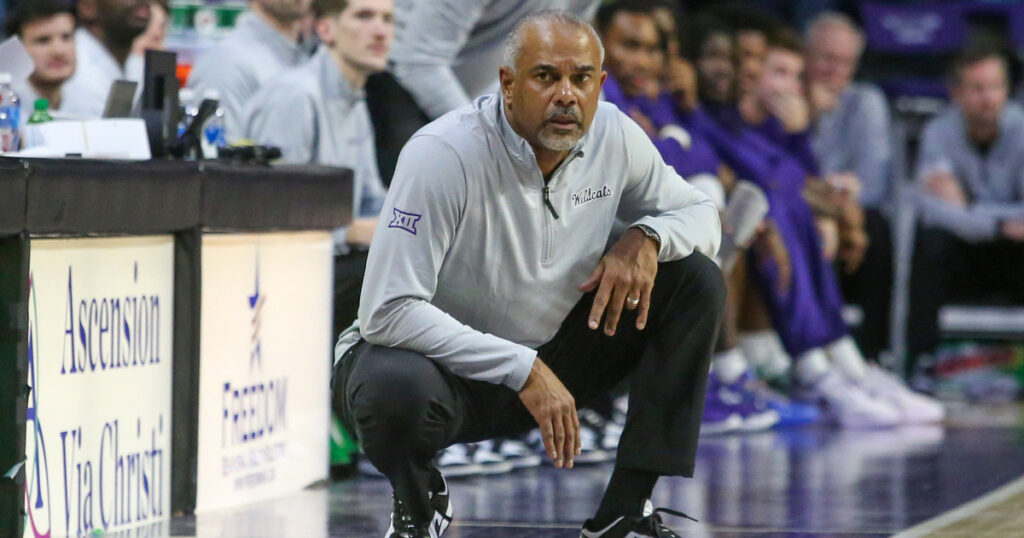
[
  {"xmin": 501, "ymin": 10, "xmax": 605, "ymax": 73},
  {"xmin": 806, "ymin": 11, "xmax": 865, "ymax": 53}
]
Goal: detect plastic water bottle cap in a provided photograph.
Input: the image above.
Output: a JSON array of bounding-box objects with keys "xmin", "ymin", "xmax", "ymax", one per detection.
[
  {"xmin": 35, "ymin": 98, "xmax": 49, "ymax": 110},
  {"xmin": 0, "ymin": 73, "xmax": 11, "ymax": 84}
]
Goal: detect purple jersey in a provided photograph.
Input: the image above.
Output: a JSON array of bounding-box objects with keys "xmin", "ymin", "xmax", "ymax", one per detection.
[
  {"xmin": 603, "ymin": 75, "xmax": 721, "ymax": 179},
  {"xmin": 687, "ymin": 104, "xmax": 847, "ymax": 356}
]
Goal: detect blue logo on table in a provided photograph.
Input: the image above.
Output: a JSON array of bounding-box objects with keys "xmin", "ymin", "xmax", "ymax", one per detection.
[
  {"xmin": 388, "ymin": 209, "xmax": 422, "ymax": 235},
  {"xmin": 26, "ymin": 274, "xmax": 53, "ymax": 538},
  {"xmin": 248, "ymin": 256, "xmax": 265, "ymax": 373},
  {"xmin": 221, "ymin": 250, "xmax": 287, "ymax": 469}
]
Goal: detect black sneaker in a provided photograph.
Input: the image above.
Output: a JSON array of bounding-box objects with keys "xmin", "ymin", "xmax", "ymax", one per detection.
[
  {"xmin": 579, "ymin": 503, "xmax": 697, "ymax": 537},
  {"xmin": 385, "ymin": 469, "xmax": 453, "ymax": 538},
  {"xmin": 385, "ymin": 497, "xmax": 429, "ymax": 538}
]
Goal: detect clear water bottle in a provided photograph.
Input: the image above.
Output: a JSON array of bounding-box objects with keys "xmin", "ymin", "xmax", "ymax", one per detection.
[
  {"xmin": 0, "ymin": 72, "xmax": 21, "ymax": 152},
  {"xmin": 177, "ymin": 88, "xmax": 197, "ymax": 140},
  {"xmin": 200, "ymin": 88, "xmax": 226, "ymax": 159}
]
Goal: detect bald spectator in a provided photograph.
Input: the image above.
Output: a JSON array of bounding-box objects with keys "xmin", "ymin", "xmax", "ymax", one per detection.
[
  {"xmin": 909, "ymin": 47, "xmax": 1024, "ymax": 372},
  {"xmin": 389, "ymin": 0, "xmax": 600, "ymax": 119},
  {"xmin": 186, "ymin": 0, "xmax": 312, "ymax": 142},
  {"xmin": 807, "ymin": 13, "xmax": 890, "ymax": 209},
  {"xmin": 806, "ymin": 12, "xmax": 893, "ymax": 361}
]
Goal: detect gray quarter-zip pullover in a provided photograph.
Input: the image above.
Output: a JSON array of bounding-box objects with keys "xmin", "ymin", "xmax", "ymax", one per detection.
[
  {"xmin": 244, "ymin": 47, "xmax": 387, "ymax": 231},
  {"xmin": 186, "ymin": 13, "xmax": 308, "ymax": 141},
  {"xmin": 916, "ymin": 103, "xmax": 1024, "ymax": 242},
  {"xmin": 349, "ymin": 94, "xmax": 721, "ymax": 390}
]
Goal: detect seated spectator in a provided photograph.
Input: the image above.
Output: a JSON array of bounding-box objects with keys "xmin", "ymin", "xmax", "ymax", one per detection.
[
  {"xmin": 710, "ymin": 3, "xmax": 775, "ymax": 100},
  {"xmin": 62, "ymin": 0, "xmax": 150, "ymax": 117},
  {"xmin": 187, "ymin": 0, "xmax": 313, "ymax": 142},
  {"xmin": 806, "ymin": 12, "xmax": 893, "ymax": 362},
  {"xmin": 245, "ymin": 0, "xmax": 392, "ymax": 332},
  {"xmin": 130, "ymin": 0, "xmax": 168, "ymax": 56},
  {"xmin": 389, "ymin": 0, "xmax": 600, "ymax": 120},
  {"xmin": 597, "ymin": 1, "xmax": 810, "ymax": 432},
  {"xmin": 596, "ymin": 1, "xmax": 722, "ymax": 201},
  {"xmin": 4, "ymin": 0, "xmax": 88, "ymax": 121},
  {"xmin": 685, "ymin": 21, "xmax": 942, "ymax": 426},
  {"xmin": 909, "ymin": 46, "xmax": 1024, "ymax": 373}
]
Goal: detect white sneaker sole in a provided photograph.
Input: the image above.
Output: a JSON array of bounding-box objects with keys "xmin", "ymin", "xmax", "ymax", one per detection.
[{"xmin": 700, "ymin": 414, "xmax": 744, "ymax": 435}]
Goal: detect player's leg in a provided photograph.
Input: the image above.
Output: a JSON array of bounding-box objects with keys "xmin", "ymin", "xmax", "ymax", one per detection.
[{"xmin": 333, "ymin": 343, "xmax": 469, "ymax": 536}]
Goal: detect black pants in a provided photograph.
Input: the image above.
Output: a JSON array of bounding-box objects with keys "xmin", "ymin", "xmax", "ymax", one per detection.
[
  {"xmin": 840, "ymin": 208, "xmax": 893, "ymax": 361},
  {"xmin": 333, "ymin": 250, "xmax": 369, "ymax": 338},
  {"xmin": 907, "ymin": 227, "xmax": 1024, "ymax": 372},
  {"xmin": 332, "ymin": 254, "xmax": 725, "ymax": 522}
]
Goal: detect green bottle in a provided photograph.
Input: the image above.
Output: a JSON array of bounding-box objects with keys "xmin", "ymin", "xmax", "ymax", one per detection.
[{"xmin": 27, "ymin": 98, "xmax": 52, "ymax": 124}]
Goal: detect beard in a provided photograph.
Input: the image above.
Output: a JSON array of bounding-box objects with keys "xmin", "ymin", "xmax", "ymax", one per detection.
[
  {"xmin": 537, "ymin": 105, "xmax": 583, "ymax": 151},
  {"xmin": 103, "ymin": 17, "xmax": 148, "ymax": 47},
  {"xmin": 537, "ymin": 130, "xmax": 580, "ymax": 151}
]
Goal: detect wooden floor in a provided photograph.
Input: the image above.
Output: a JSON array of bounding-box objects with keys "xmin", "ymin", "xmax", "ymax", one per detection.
[{"xmin": 166, "ymin": 403, "xmax": 1024, "ymax": 538}]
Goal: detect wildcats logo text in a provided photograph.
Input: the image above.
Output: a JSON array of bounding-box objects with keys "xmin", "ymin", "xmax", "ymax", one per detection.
[{"xmin": 571, "ymin": 186, "xmax": 613, "ymax": 208}]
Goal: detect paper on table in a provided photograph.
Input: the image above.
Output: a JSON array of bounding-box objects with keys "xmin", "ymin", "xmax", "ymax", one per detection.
[
  {"xmin": 18, "ymin": 118, "xmax": 151, "ymax": 160},
  {"xmin": 0, "ymin": 36, "xmax": 35, "ymax": 83}
]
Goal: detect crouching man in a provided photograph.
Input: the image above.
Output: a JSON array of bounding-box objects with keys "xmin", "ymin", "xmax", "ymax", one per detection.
[{"xmin": 332, "ymin": 11, "xmax": 725, "ymax": 538}]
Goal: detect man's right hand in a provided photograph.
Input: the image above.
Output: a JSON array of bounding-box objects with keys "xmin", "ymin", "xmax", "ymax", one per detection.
[
  {"xmin": 768, "ymin": 91, "xmax": 810, "ymax": 133},
  {"xmin": 925, "ymin": 171, "xmax": 967, "ymax": 208},
  {"xmin": 518, "ymin": 357, "xmax": 580, "ymax": 469},
  {"xmin": 346, "ymin": 217, "xmax": 379, "ymax": 247}
]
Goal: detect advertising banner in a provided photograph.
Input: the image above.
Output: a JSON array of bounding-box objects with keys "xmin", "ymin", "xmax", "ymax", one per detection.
[
  {"xmin": 23, "ymin": 236, "xmax": 175, "ymax": 538},
  {"xmin": 195, "ymin": 232, "xmax": 333, "ymax": 512}
]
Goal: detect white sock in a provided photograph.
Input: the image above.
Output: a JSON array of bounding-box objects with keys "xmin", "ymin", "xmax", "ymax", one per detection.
[
  {"xmin": 739, "ymin": 330, "xmax": 792, "ymax": 378},
  {"xmin": 796, "ymin": 349, "xmax": 831, "ymax": 385},
  {"xmin": 826, "ymin": 336, "xmax": 867, "ymax": 381},
  {"xmin": 712, "ymin": 348, "xmax": 748, "ymax": 384}
]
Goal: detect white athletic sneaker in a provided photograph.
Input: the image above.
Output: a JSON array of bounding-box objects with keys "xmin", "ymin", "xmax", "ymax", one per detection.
[
  {"xmin": 601, "ymin": 420, "xmax": 624, "ymax": 450},
  {"xmin": 579, "ymin": 408, "xmax": 623, "ymax": 451},
  {"xmin": 862, "ymin": 364, "xmax": 945, "ymax": 424},
  {"xmin": 579, "ymin": 500, "xmax": 697, "ymax": 537},
  {"xmin": 497, "ymin": 438, "xmax": 541, "ymax": 469},
  {"xmin": 468, "ymin": 441, "xmax": 514, "ymax": 474},
  {"xmin": 435, "ymin": 444, "xmax": 482, "ymax": 477},
  {"xmin": 579, "ymin": 424, "xmax": 615, "ymax": 463},
  {"xmin": 612, "ymin": 395, "xmax": 629, "ymax": 427},
  {"xmin": 526, "ymin": 426, "xmax": 612, "ymax": 464},
  {"xmin": 798, "ymin": 369, "xmax": 900, "ymax": 429}
]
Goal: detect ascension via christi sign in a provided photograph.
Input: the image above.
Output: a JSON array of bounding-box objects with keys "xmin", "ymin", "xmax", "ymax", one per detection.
[{"xmin": 24, "ymin": 236, "xmax": 174, "ymax": 538}]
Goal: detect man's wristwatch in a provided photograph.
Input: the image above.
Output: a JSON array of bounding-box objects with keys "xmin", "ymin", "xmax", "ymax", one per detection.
[{"xmin": 632, "ymin": 224, "xmax": 661, "ymax": 249}]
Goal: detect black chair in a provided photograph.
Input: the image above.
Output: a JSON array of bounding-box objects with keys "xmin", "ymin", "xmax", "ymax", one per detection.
[{"xmin": 365, "ymin": 71, "xmax": 430, "ymax": 188}]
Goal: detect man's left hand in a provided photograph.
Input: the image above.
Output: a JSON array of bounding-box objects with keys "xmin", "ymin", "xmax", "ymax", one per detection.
[{"xmin": 578, "ymin": 227, "xmax": 659, "ymax": 335}]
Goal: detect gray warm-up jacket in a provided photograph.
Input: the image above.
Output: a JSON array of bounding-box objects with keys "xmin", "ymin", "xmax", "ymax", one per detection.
[
  {"xmin": 390, "ymin": 0, "xmax": 599, "ymax": 119},
  {"xmin": 916, "ymin": 103, "xmax": 1024, "ymax": 242},
  {"xmin": 340, "ymin": 94, "xmax": 721, "ymax": 391}
]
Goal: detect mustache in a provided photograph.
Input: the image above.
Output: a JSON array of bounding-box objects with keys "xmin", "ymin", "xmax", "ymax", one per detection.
[{"xmin": 543, "ymin": 107, "xmax": 581, "ymax": 125}]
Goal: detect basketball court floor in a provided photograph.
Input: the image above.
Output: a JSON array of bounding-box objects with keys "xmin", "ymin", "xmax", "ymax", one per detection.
[{"xmin": 168, "ymin": 403, "xmax": 1024, "ymax": 537}]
